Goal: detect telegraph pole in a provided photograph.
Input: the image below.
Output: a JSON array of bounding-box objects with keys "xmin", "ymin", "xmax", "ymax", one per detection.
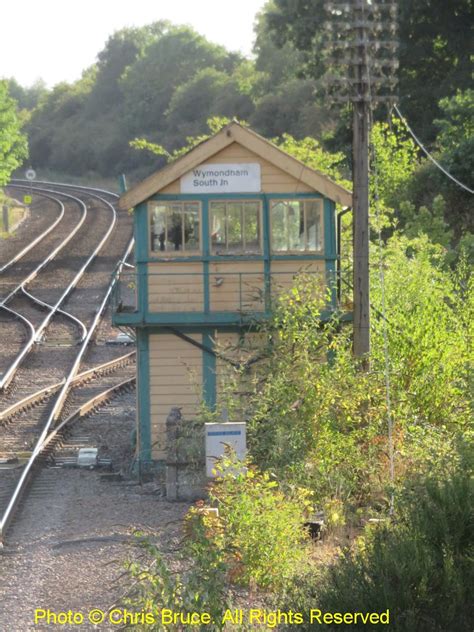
[
  {"xmin": 352, "ymin": 89, "xmax": 370, "ymax": 360},
  {"xmin": 324, "ymin": 0, "xmax": 398, "ymax": 366}
]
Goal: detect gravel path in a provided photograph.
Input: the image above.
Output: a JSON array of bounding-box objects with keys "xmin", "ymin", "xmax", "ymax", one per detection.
[{"xmin": 0, "ymin": 393, "xmax": 189, "ymax": 631}]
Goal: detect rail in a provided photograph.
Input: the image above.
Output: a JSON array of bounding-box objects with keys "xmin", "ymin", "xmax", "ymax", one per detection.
[
  {"xmin": 0, "ymin": 194, "xmax": 65, "ymax": 274},
  {"xmin": 0, "ymin": 181, "xmax": 134, "ymax": 542},
  {"xmin": 0, "ymin": 351, "xmax": 136, "ymax": 424},
  {"xmin": 0, "ymin": 185, "xmax": 115, "ymax": 390}
]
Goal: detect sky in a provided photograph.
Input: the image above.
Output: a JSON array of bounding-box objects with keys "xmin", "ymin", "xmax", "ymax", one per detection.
[{"xmin": 1, "ymin": 0, "xmax": 268, "ymax": 88}]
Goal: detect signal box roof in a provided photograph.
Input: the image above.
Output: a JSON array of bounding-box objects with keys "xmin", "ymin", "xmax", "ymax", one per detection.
[{"xmin": 118, "ymin": 122, "xmax": 352, "ymax": 210}]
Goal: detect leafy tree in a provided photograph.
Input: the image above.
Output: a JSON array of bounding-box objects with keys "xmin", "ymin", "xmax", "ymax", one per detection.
[
  {"xmin": 165, "ymin": 68, "xmax": 254, "ymax": 140},
  {"xmin": 0, "ymin": 80, "xmax": 28, "ymax": 185},
  {"xmin": 6, "ymin": 78, "xmax": 47, "ymax": 111},
  {"xmin": 264, "ymin": 0, "xmax": 474, "ymax": 140},
  {"xmin": 121, "ymin": 26, "xmax": 241, "ymax": 139}
]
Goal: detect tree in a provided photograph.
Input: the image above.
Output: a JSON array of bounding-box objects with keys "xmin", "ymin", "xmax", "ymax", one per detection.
[
  {"xmin": 6, "ymin": 78, "xmax": 47, "ymax": 111},
  {"xmin": 264, "ymin": 0, "xmax": 474, "ymax": 140},
  {"xmin": 165, "ymin": 68, "xmax": 254, "ymax": 140},
  {"xmin": 0, "ymin": 80, "xmax": 28, "ymax": 186},
  {"xmin": 121, "ymin": 26, "xmax": 242, "ymax": 138}
]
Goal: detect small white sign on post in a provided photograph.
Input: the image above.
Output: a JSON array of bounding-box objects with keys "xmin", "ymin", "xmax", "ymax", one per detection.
[
  {"xmin": 205, "ymin": 422, "xmax": 247, "ymax": 477},
  {"xmin": 25, "ymin": 168, "xmax": 36, "ymax": 181},
  {"xmin": 181, "ymin": 163, "xmax": 261, "ymax": 194}
]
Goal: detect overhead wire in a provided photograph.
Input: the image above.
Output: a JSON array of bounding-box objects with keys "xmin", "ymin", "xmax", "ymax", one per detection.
[{"xmin": 393, "ymin": 104, "xmax": 474, "ymax": 195}]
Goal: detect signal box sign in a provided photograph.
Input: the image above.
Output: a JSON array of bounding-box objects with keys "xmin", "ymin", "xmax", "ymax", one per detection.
[
  {"xmin": 23, "ymin": 195, "xmax": 32, "ymax": 205},
  {"xmin": 181, "ymin": 163, "xmax": 261, "ymax": 194}
]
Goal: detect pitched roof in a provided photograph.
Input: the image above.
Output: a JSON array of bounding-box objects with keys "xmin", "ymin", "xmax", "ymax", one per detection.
[{"xmin": 118, "ymin": 122, "xmax": 352, "ymax": 210}]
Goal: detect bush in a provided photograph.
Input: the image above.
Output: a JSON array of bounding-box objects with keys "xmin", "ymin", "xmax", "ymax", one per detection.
[
  {"xmin": 245, "ymin": 237, "xmax": 473, "ymax": 518},
  {"xmin": 283, "ymin": 467, "xmax": 474, "ymax": 631},
  {"xmin": 124, "ymin": 454, "xmax": 311, "ymax": 630},
  {"xmin": 208, "ymin": 451, "xmax": 311, "ymax": 590}
]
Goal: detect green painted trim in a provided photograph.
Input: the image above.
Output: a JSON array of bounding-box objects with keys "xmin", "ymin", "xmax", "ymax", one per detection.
[
  {"xmin": 113, "ymin": 309, "xmax": 351, "ymax": 328},
  {"xmin": 324, "ymin": 199, "xmax": 337, "ymax": 309},
  {"xmin": 262, "ymin": 195, "xmax": 271, "ymax": 311},
  {"xmin": 202, "ymin": 330, "xmax": 216, "ymax": 409},
  {"xmin": 136, "ymin": 266, "xmax": 147, "ymax": 315},
  {"xmin": 202, "ymin": 197, "xmax": 210, "ymax": 312},
  {"xmin": 135, "ymin": 203, "xmax": 149, "ymax": 263},
  {"xmin": 143, "ymin": 253, "xmax": 333, "ymax": 264},
  {"xmin": 150, "ymin": 193, "xmax": 323, "ymax": 201},
  {"xmin": 137, "ymin": 329, "xmax": 152, "ymax": 467},
  {"xmin": 271, "ymin": 254, "xmax": 334, "ymax": 261}
]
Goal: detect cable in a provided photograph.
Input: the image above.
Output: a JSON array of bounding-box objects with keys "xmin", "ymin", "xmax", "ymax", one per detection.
[{"xmin": 394, "ymin": 104, "xmax": 474, "ymax": 195}]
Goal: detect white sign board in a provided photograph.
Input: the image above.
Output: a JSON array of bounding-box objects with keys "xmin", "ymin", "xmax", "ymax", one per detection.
[
  {"xmin": 205, "ymin": 422, "xmax": 247, "ymax": 477},
  {"xmin": 25, "ymin": 168, "xmax": 36, "ymax": 181},
  {"xmin": 181, "ymin": 163, "xmax": 261, "ymax": 194}
]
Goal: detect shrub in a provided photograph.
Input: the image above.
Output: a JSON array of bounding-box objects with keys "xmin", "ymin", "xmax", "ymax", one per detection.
[
  {"xmin": 283, "ymin": 467, "xmax": 474, "ymax": 631},
  {"xmin": 125, "ymin": 519, "xmax": 229, "ymax": 632},
  {"xmin": 208, "ymin": 451, "xmax": 311, "ymax": 590},
  {"xmin": 124, "ymin": 454, "xmax": 311, "ymax": 630}
]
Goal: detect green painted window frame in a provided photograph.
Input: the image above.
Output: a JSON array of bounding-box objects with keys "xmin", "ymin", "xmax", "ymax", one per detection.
[
  {"xmin": 209, "ymin": 199, "xmax": 263, "ymax": 256},
  {"xmin": 269, "ymin": 198, "xmax": 324, "ymax": 254},
  {"xmin": 148, "ymin": 200, "xmax": 202, "ymax": 257}
]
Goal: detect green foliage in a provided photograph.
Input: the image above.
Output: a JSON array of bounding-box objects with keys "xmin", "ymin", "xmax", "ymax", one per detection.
[
  {"xmin": 267, "ymin": 0, "xmax": 473, "ymax": 141},
  {"xmin": 371, "ymin": 234, "xmax": 473, "ymax": 429},
  {"xmin": 208, "ymin": 451, "xmax": 311, "ymax": 590},
  {"xmin": 0, "ymin": 80, "xmax": 28, "ymax": 186},
  {"xmin": 285, "ymin": 467, "xmax": 473, "ymax": 631},
  {"xmin": 246, "ymin": 238, "xmax": 472, "ymax": 516},
  {"xmin": 248, "ymin": 281, "xmax": 389, "ymax": 509},
  {"xmin": 370, "ymin": 118, "xmax": 419, "ymax": 211},
  {"xmin": 125, "ymin": 455, "xmax": 310, "ymax": 629},
  {"xmin": 125, "ymin": 524, "xmax": 229, "ymax": 632},
  {"xmin": 275, "ymin": 133, "xmax": 350, "ymax": 187},
  {"xmin": 398, "ymin": 195, "xmax": 454, "ymax": 257},
  {"xmin": 121, "ymin": 25, "xmax": 240, "ymax": 139},
  {"xmin": 130, "ymin": 116, "xmax": 239, "ymax": 163},
  {"xmin": 6, "ymin": 78, "xmax": 47, "ymax": 111},
  {"xmin": 165, "ymin": 68, "xmax": 253, "ymax": 139}
]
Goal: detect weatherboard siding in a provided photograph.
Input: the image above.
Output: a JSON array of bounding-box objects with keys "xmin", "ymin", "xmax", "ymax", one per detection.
[
  {"xmin": 149, "ymin": 333, "xmax": 203, "ymax": 459},
  {"xmin": 209, "ymin": 261, "xmax": 265, "ymax": 312},
  {"xmin": 147, "ymin": 262, "xmax": 204, "ymax": 312},
  {"xmin": 270, "ymin": 260, "xmax": 326, "ymax": 298}
]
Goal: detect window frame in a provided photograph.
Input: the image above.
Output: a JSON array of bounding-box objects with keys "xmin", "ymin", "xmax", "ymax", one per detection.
[
  {"xmin": 149, "ymin": 200, "xmax": 202, "ymax": 257},
  {"xmin": 209, "ymin": 199, "xmax": 263, "ymax": 256},
  {"xmin": 269, "ymin": 198, "xmax": 324, "ymax": 254}
]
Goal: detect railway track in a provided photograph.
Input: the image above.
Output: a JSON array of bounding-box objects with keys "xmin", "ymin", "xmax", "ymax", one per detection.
[
  {"xmin": 0, "ymin": 185, "xmax": 116, "ymax": 390},
  {"xmin": 0, "ymin": 180, "xmax": 135, "ymax": 543}
]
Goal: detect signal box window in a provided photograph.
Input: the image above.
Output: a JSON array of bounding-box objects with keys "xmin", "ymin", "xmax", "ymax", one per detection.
[
  {"xmin": 210, "ymin": 201, "xmax": 261, "ymax": 255},
  {"xmin": 150, "ymin": 202, "xmax": 200, "ymax": 254},
  {"xmin": 271, "ymin": 199, "xmax": 323, "ymax": 252}
]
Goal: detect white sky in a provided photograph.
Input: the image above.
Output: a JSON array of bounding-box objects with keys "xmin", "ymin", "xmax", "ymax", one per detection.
[{"xmin": 1, "ymin": 0, "xmax": 268, "ymax": 88}]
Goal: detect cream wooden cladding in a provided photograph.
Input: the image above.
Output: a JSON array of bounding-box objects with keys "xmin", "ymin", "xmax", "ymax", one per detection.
[{"xmin": 149, "ymin": 333, "xmax": 203, "ymax": 459}]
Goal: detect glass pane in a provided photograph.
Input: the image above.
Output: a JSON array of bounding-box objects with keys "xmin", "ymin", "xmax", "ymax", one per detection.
[
  {"xmin": 168, "ymin": 211, "xmax": 183, "ymax": 251},
  {"xmin": 184, "ymin": 209, "xmax": 200, "ymax": 252},
  {"xmin": 305, "ymin": 201, "xmax": 322, "ymax": 251},
  {"xmin": 244, "ymin": 202, "xmax": 260, "ymax": 251},
  {"xmin": 210, "ymin": 203, "xmax": 226, "ymax": 253},
  {"xmin": 288, "ymin": 201, "xmax": 303, "ymax": 251},
  {"xmin": 151, "ymin": 205, "xmax": 167, "ymax": 252},
  {"xmin": 271, "ymin": 201, "xmax": 287, "ymax": 251},
  {"xmin": 227, "ymin": 203, "xmax": 243, "ymax": 252}
]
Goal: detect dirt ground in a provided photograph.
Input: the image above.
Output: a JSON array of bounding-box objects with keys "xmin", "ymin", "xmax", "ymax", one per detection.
[{"xmin": 0, "ymin": 392, "xmax": 189, "ymax": 632}]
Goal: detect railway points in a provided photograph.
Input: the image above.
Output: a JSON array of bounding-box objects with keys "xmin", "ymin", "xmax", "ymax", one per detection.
[{"xmin": 0, "ymin": 181, "xmax": 134, "ymax": 543}]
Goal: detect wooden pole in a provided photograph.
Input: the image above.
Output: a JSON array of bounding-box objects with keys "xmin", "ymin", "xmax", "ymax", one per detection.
[{"xmin": 352, "ymin": 14, "xmax": 370, "ymax": 366}]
